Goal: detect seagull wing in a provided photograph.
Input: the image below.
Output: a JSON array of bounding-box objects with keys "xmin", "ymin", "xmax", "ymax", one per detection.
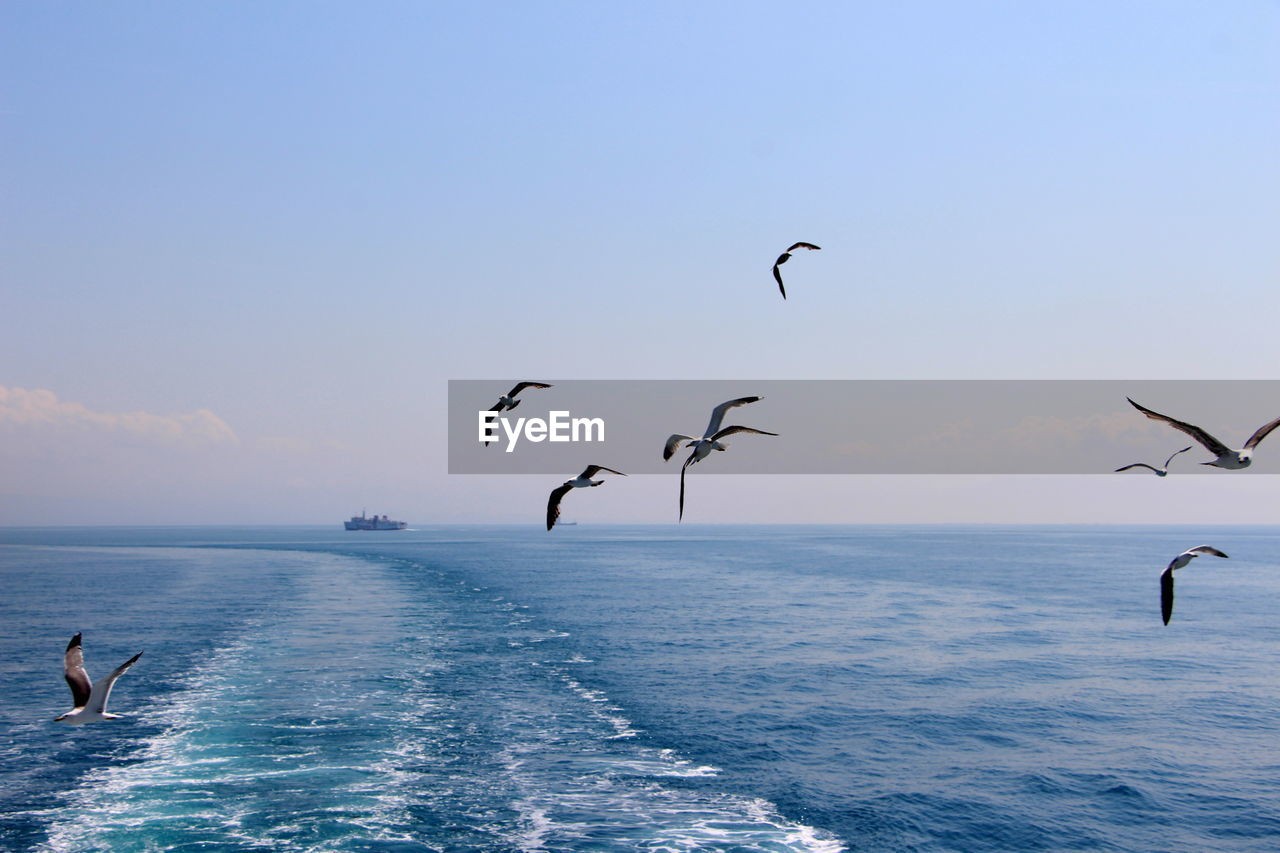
[
  {"xmin": 704, "ymin": 396, "xmax": 764, "ymax": 437},
  {"xmin": 509, "ymin": 381, "xmax": 553, "ymax": 397},
  {"xmin": 1127, "ymin": 398, "xmax": 1231, "ymax": 457},
  {"xmin": 581, "ymin": 465, "xmax": 625, "ymax": 478},
  {"xmin": 1162, "ymin": 447, "xmax": 1193, "ymax": 469},
  {"xmin": 88, "ymin": 652, "xmax": 141, "ymax": 715},
  {"xmin": 1161, "ymin": 566, "xmax": 1175, "ymax": 625},
  {"xmin": 1244, "ymin": 415, "xmax": 1280, "ymax": 450},
  {"xmin": 1186, "ymin": 545, "xmax": 1229, "ymax": 559},
  {"xmin": 664, "ymin": 434, "xmax": 694, "ymax": 461},
  {"xmin": 709, "ymin": 425, "xmax": 778, "ymax": 441},
  {"xmin": 547, "ymin": 484, "xmax": 573, "ymax": 531},
  {"xmin": 786, "ymin": 242, "xmax": 821, "ymax": 252},
  {"xmin": 483, "ymin": 404, "xmax": 503, "ymax": 446},
  {"xmin": 678, "ymin": 453, "xmax": 695, "ymax": 521},
  {"xmin": 63, "ymin": 633, "xmax": 92, "ymax": 710},
  {"xmin": 1114, "ymin": 463, "xmax": 1160, "ymax": 474},
  {"xmin": 772, "ymin": 262, "xmax": 787, "ymax": 299}
]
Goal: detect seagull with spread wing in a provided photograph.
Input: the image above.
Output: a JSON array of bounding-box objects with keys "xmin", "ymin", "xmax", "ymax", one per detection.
[
  {"xmin": 547, "ymin": 465, "xmax": 626, "ymax": 530},
  {"xmin": 484, "ymin": 382, "xmax": 553, "ymax": 446},
  {"xmin": 664, "ymin": 396, "xmax": 777, "ymax": 520},
  {"xmin": 664, "ymin": 396, "xmax": 769, "ymax": 463},
  {"xmin": 771, "ymin": 242, "xmax": 820, "ymax": 299},
  {"xmin": 1114, "ymin": 446, "xmax": 1193, "ymax": 477},
  {"xmin": 1160, "ymin": 545, "xmax": 1229, "ymax": 625},
  {"xmin": 489, "ymin": 382, "xmax": 553, "ymax": 413},
  {"xmin": 55, "ymin": 633, "xmax": 142, "ymax": 725},
  {"xmin": 1127, "ymin": 398, "xmax": 1280, "ymax": 469}
]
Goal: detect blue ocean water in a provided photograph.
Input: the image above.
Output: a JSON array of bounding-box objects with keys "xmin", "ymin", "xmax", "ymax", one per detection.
[{"xmin": 2, "ymin": 525, "xmax": 1279, "ymax": 852}]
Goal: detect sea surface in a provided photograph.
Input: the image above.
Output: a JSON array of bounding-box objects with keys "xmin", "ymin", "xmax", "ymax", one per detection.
[{"xmin": 1, "ymin": 525, "xmax": 1278, "ymax": 852}]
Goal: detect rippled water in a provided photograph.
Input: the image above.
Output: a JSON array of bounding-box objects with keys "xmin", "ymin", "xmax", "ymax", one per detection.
[{"xmin": 2, "ymin": 525, "xmax": 1278, "ymax": 851}]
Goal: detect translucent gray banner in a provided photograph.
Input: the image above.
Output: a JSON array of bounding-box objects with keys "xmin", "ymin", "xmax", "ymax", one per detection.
[{"xmin": 448, "ymin": 380, "xmax": 1280, "ymax": 475}]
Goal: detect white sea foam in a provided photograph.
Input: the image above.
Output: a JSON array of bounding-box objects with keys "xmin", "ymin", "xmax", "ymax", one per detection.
[
  {"xmin": 37, "ymin": 550, "xmax": 462, "ymax": 852},
  {"xmin": 496, "ymin": 652, "xmax": 843, "ymax": 852}
]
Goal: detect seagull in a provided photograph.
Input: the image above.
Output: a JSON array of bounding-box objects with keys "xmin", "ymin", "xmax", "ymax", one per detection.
[
  {"xmin": 665, "ymin": 396, "xmax": 777, "ymax": 520},
  {"xmin": 55, "ymin": 633, "xmax": 142, "ymax": 725},
  {"xmin": 771, "ymin": 242, "xmax": 821, "ymax": 299},
  {"xmin": 485, "ymin": 382, "xmax": 553, "ymax": 446},
  {"xmin": 547, "ymin": 465, "xmax": 625, "ymax": 530},
  {"xmin": 664, "ymin": 396, "xmax": 768, "ymax": 462},
  {"xmin": 1114, "ymin": 446, "xmax": 1193, "ymax": 476},
  {"xmin": 489, "ymin": 381, "xmax": 553, "ymax": 413},
  {"xmin": 1127, "ymin": 398, "xmax": 1280, "ymax": 469},
  {"xmin": 1160, "ymin": 545, "xmax": 1229, "ymax": 625}
]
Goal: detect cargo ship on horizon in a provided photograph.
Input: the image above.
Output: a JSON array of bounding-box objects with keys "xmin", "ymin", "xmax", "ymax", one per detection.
[{"xmin": 343, "ymin": 511, "xmax": 407, "ymax": 531}]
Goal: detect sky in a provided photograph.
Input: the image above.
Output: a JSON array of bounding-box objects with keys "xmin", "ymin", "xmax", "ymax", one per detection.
[{"xmin": 2, "ymin": 1, "xmax": 1279, "ymax": 525}]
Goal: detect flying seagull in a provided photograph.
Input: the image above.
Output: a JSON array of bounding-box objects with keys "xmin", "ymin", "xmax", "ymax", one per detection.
[
  {"xmin": 489, "ymin": 382, "xmax": 553, "ymax": 413},
  {"xmin": 547, "ymin": 465, "xmax": 625, "ymax": 530},
  {"xmin": 1114, "ymin": 446, "xmax": 1193, "ymax": 476},
  {"xmin": 665, "ymin": 396, "xmax": 776, "ymax": 520},
  {"xmin": 1128, "ymin": 398, "xmax": 1280, "ymax": 469},
  {"xmin": 1160, "ymin": 545, "xmax": 1229, "ymax": 625},
  {"xmin": 55, "ymin": 633, "xmax": 142, "ymax": 725},
  {"xmin": 484, "ymin": 382, "xmax": 553, "ymax": 446},
  {"xmin": 771, "ymin": 242, "xmax": 820, "ymax": 299},
  {"xmin": 664, "ymin": 396, "xmax": 768, "ymax": 462}
]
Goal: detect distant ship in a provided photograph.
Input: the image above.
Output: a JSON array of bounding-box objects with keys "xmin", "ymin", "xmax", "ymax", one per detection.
[{"xmin": 343, "ymin": 511, "xmax": 407, "ymax": 531}]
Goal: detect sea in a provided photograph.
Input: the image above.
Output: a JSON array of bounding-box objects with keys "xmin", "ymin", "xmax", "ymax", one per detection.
[{"xmin": 1, "ymin": 525, "xmax": 1278, "ymax": 852}]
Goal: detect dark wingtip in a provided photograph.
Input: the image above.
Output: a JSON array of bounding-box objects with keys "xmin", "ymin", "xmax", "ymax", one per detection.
[{"xmin": 67, "ymin": 633, "xmax": 82, "ymax": 651}]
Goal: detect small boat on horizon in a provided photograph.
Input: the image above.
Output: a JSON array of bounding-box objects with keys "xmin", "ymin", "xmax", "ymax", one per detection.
[{"xmin": 343, "ymin": 511, "xmax": 407, "ymax": 531}]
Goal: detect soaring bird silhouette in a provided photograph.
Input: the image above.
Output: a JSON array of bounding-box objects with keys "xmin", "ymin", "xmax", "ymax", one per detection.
[
  {"xmin": 771, "ymin": 242, "xmax": 820, "ymax": 299},
  {"xmin": 1160, "ymin": 545, "xmax": 1229, "ymax": 625},
  {"xmin": 547, "ymin": 465, "xmax": 626, "ymax": 530},
  {"xmin": 1114, "ymin": 446, "xmax": 1193, "ymax": 477},
  {"xmin": 484, "ymin": 382, "xmax": 553, "ymax": 446},
  {"xmin": 664, "ymin": 396, "xmax": 776, "ymax": 520},
  {"xmin": 1128, "ymin": 398, "xmax": 1280, "ymax": 470}
]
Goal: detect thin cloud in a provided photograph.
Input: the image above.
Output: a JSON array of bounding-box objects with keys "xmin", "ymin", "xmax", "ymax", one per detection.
[
  {"xmin": 0, "ymin": 386, "xmax": 239, "ymax": 448},
  {"xmin": 999, "ymin": 410, "xmax": 1163, "ymax": 449}
]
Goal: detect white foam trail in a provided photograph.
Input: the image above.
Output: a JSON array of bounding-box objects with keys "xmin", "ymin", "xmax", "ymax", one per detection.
[
  {"xmin": 39, "ymin": 551, "xmax": 462, "ymax": 852},
  {"xmin": 496, "ymin": 648, "xmax": 844, "ymax": 852}
]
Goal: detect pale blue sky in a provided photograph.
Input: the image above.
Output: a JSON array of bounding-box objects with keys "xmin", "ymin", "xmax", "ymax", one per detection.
[{"xmin": 3, "ymin": 2, "xmax": 1278, "ymax": 524}]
